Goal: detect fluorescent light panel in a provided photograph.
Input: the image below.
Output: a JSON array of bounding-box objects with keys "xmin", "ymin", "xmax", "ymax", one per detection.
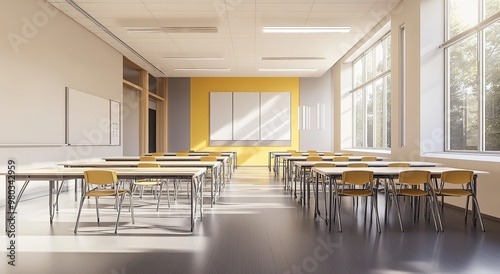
[
  {"xmin": 164, "ymin": 57, "xmax": 224, "ymax": 60},
  {"xmin": 262, "ymin": 27, "xmax": 351, "ymax": 33},
  {"xmin": 174, "ymin": 68, "xmax": 230, "ymax": 71},
  {"xmin": 258, "ymin": 68, "xmax": 317, "ymax": 72},
  {"xmin": 261, "ymin": 57, "xmax": 325, "ymax": 60}
]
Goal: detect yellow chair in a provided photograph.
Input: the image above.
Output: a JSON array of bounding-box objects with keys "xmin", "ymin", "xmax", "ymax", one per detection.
[
  {"xmin": 347, "ymin": 163, "xmax": 368, "ymax": 167},
  {"xmin": 388, "ymin": 162, "xmax": 411, "ymax": 167},
  {"xmin": 332, "ymin": 156, "xmax": 349, "ymax": 162},
  {"xmin": 151, "ymin": 152, "xmax": 164, "ymax": 157},
  {"xmin": 389, "ymin": 170, "xmax": 442, "ymax": 232},
  {"xmin": 333, "ymin": 170, "xmax": 380, "ymax": 233},
  {"xmin": 291, "ymin": 152, "xmax": 302, "ymax": 156},
  {"xmin": 306, "ymin": 156, "xmax": 323, "ymax": 162},
  {"xmin": 435, "ymin": 170, "xmax": 485, "ymax": 231},
  {"xmin": 287, "ymin": 149, "xmax": 296, "ymax": 153},
  {"xmin": 307, "ymin": 150, "xmax": 317, "ymax": 153},
  {"xmin": 361, "ymin": 156, "xmax": 377, "ymax": 161},
  {"xmin": 176, "ymin": 152, "xmax": 189, "ymax": 156},
  {"xmin": 140, "ymin": 156, "xmax": 156, "ymax": 161},
  {"xmin": 209, "ymin": 152, "xmax": 222, "ymax": 156},
  {"xmin": 133, "ymin": 163, "xmax": 170, "ymax": 211},
  {"xmin": 308, "ymin": 152, "xmax": 320, "ymax": 157},
  {"xmin": 324, "ymin": 152, "xmax": 336, "ymax": 156},
  {"xmin": 74, "ymin": 170, "xmax": 134, "ymax": 234},
  {"xmin": 179, "ymin": 150, "xmax": 189, "ymax": 153}
]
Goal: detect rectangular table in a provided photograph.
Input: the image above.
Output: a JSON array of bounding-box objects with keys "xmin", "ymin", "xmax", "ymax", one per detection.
[
  {"xmin": 293, "ymin": 161, "xmax": 442, "ymax": 205},
  {"xmin": 311, "ymin": 166, "xmax": 489, "ymax": 231},
  {"xmin": 104, "ymin": 155, "xmax": 231, "ymax": 185},
  {"xmin": 61, "ymin": 161, "xmax": 222, "ymax": 206},
  {"xmin": 3, "ymin": 167, "xmax": 206, "ymax": 232},
  {"xmin": 147, "ymin": 151, "xmax": 237, "ymax": 172},
  {"xmin": 268, "ymin": 151, "xmax": 340, "ymax": 175}
]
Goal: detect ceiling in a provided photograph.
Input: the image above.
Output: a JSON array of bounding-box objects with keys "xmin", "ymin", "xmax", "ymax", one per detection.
[{"xmin": 47, "ymin": 0, "xmax": 400, "ymax": 78}]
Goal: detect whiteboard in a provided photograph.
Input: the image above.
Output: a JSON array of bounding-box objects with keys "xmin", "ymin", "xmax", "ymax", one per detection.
[
  {"xmin": 66, "ymin": 88, "xmax": 111, "ymax": 145},
  {"xmin": 233, "ymin": 92, "xmax": 260, "ymax": 140},
  {"xmin": 261, "ymin": 92, "xmax": 291, "ymax": 140},
  {"xmin": 210, "ymin": 92, "xmax": 233, "ymax": 140}
]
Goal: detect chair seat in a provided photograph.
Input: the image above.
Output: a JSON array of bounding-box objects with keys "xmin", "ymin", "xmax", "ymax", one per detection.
[
  {"xmin": 436, "ymin": 189, "xmax": 470, "ymax": 196},
  {"xmin": 339, "ymin": 189, "xmax": 371, "ymax": 197},
  {"xmin": 87, "ymin": 189, "xmax": 129, "ymax": 197},
  {"xmin": 398, "ymin": 189, "xmax": 428, "ymax": 196}
]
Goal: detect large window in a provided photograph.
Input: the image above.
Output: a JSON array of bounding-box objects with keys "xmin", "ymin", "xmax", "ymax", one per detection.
[
  {"xmin": 352, "ymin": 35, "xmax": 391, "ymax": 149},
  {"xmin": 445, "ymin": 0, "xmax": 500, "ymax": 152}
]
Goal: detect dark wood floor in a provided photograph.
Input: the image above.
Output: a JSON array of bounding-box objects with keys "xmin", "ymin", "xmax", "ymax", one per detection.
[{"xmin": 3, "ymin": 167, "xmax": 500, "ymax": 274}]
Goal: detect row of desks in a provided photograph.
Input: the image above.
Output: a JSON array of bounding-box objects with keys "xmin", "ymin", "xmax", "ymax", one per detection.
[{"xmin": 3, "ymin": 152, "xmax": 236, "ymax": 232}]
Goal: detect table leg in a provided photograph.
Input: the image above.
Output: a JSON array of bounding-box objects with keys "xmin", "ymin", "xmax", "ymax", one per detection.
[
  {"xmin": 49, "ymin": 180, "xmax": 54, "ymax": 224},
  {"xmin": 191, "ymin": 177, "xmax": 194, "ymax": 232}
]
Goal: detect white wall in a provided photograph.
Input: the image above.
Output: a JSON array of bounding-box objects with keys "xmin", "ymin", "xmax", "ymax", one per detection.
[
  {"xmin": 332, "ymin": 0, "xmax": 500, "ymax": 219},
  {"xmin": 299, "ymin": 70, "xmax": 333, "ymax": 151},
  {"xmin": 0, "ymin": 0, "xmax": 123, "ymax": 205}
]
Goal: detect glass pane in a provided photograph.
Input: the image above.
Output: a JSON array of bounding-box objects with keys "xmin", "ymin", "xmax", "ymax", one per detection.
[
  {"xmin": 448, "ymin": 35, "xmax": 479, "ymax": 150},
  {"xmin": 485, "ymin": 0, "xmax": 500, "ymax": 19},
  {"xmin": 375, "ymin": 79, "xmax": 384, "ymax": 148},
  {"xmin": 385, "ymin": 36, "xmax": 391, "ymax": 70},
  {"xmin": 354, "ymin": 90, "xmax": 364, "ymax": 147},
  {"xmin": 449, "ymin": 0, "xmax": 478, "ymax": 37},
  {"xmin": 353, "ymin": 59, "xmax": 363, "ymax": 88},
  {"xmin": 386, "ymin": 75, "xmax": 392, "ymax": 148},
  {"xmin": 374, "ymin": 42, "xmax": 384, "ymax": 75},
  {"xmin": 484, "ymin": 22, "xmax": 500, "ymax": 151},
  {"xmin": 366, "ymin": 84, "xmax": 374, "ymax": 147},
  {"xmin": 365, "ymin": 50, "xmax": 374, "ymax": 81}
]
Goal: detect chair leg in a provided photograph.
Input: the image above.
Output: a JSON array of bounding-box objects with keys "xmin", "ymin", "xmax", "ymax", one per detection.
[
  {"xmin": 157, "ymin": 183, "xmax": 163, "ymax": 211},
  {"xmin": 465, "ymin": 196, "xmax": 470, "ymax": 223},
  {"xmin": 471, "ymin": 196, "xmax": 486, "ymax": 232},
  {"xmin": 95, "ymin": 197, "xmax": 100, "ymax": 224},
  {"xmin": 74, "ymin": 196, "xmax": 87, "ymax": 234},
  {"xmin": 165, "ymin": 181, "xmax": 171, "ymax": 208},
  {"xmin": 392, "ymin": 195, "xmax": 404, "ymax": 232},
  {"xmin": 115, "ymin": 194, "xmax": 126, "ymax": 234},
  {"xmin": 372, "ymin": 194, "xmax": 381, "ymax": 233},
  {"xmin": 129, "ymin": 192, "xmax": 135, "ymax": 224}
]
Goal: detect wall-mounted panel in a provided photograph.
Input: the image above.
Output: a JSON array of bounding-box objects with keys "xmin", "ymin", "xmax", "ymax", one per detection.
[
  {"xmin": 233, "ymin": 92, "xmax": 260, "ymax": 140},
  {"xmin": 210, "ymin": 92, "xmax": 233, "ymax": 140},
  {"xmin": 261, "ymin": 92, "xmax": 290, "ymax": 140}
]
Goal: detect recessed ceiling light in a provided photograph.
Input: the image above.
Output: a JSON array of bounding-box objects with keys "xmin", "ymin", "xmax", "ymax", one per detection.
[
  {"xmin": 174, "ymin": 68, "xmax": 230, "ymax": 71},
  {"xmin": 163, "ymin": 57, "xmax": 224, "ymax": 60},
  {"xmin": 126, "ymin": 27, "xmax": 164, "ymax": 33},
  {"xmin": 262, "ymin": 27, "xmax": 351, "ymax": 33},
  {"xmin": 258, "ymin": 68, "xmax": 317, "ymax": 72}
]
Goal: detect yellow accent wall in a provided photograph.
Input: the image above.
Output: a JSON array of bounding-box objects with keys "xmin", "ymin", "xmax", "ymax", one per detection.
[{"xmin": 191, "ymin": 77, "xmax": 300, "ymax": 166}]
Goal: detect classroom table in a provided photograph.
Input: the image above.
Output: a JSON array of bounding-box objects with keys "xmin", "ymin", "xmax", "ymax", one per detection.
[
  {"xmin": 268, "ymin": 151, "xmax": 339, "ymax": 175},
  {"xmin": 104, "ymin": 155, "xmax": 231, "ymax": 184},
  {"xmin": 293, "ymin": 161, "xmax": 442, "ymax": 205},
  {"xmin": 3, "ymin": 167, "xmax": 206, "ymax": 232},
  {"xmin": 311, "ymin": 166, "xmax": 489, "ymax": 231},
  {"xmin": 147, "ymin": 151, "xmax": 237, "ymax": 171},
  {"xmin": 282, "ymin": 155, "xmax": 387, "ymax": 186},
  {"xmin": 61, "ymin": 161, "xmax": 222, "ymax": 207}
]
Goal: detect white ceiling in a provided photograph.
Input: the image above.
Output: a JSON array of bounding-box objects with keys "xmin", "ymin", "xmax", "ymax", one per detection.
[{"xmin": 47, "ymin": 0, "xmax": 400, "ymax": 77}]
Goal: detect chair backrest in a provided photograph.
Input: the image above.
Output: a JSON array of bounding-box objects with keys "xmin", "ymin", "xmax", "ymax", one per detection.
[
  {"xmin": 287, "ymin": 149, "xmax": 296, "ymax": 153},
  {"xmin": 307, "ymin": 150, "xmax": 317, "ymax": 153},
  {"xmin": 140, "ymin": 156, "xmax": 156, "ymax": 161},
  {"xmin": 306, "ymin": 156, "xmax": 323, "ymax": 161},
  {"xmin": 332, "ymin": 156, "xmax": 349, "ymax": 162},
  {"xmin": 323, "ymin": 152, "xmax": 336, "ymax": 156},
  {"xmin": 176, "ymin": 152, "xmax": 189, "ymax": 156},
  {"xmin": 137, "ymin": 163, "xmax": 161, "ymax": 168},
  {"xmin": 291, "ymin": 152, "xmax": 303, "ymax": 156},
  {"xmin": 84, "ymin": 170, "xmax": 117, "ymax": 185},
  {"xmin": 347, "ymin": 163, "xmax": 368, "ymax": 167},
  {"xmin": 200, "ymin": 156, "xmax": 217, "ymax": 161},
  {"xmin": 314, "ymin": 163, "xmax": 336, "ymax": 168},
  {"xmin": 360, "ymin": 156, "xmax": 377, "ymax": 161},
  {"xmin": 441, "ymin": 170, "xmax": 474, "ymax": 185},
  {"xmin": 151, "ymin": 152, "xmax": 164, "ymax": 157},
  {"xmin": 342, "ymin": 170, "xmax": 374, "ymax": 185},
  {"xmin": 340, "ymin": 153, "xmax": 354, "ymax": 156},
  {"xmin": 398, "ymin": 170, "xmax": 431, "ymax": 185},
  {"xmin": 388, "ymin": 162, "xmax": 410, "ymax": 167},
  {"xmin": 308, "ymin": 152, "xmax": 320, "ymax": 157},
  {"xmin": 209, "ymin": 152, "xmax": 222, "ymax": 156}
]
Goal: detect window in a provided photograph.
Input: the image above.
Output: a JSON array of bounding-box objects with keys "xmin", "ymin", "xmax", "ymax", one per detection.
[
  {"xmin": 445, "ymin": 0, "xmax": 500, "ymax": 152},
  {"xmin": 352, "ymin": 35, "xmax": 391, "ymax": 149}
]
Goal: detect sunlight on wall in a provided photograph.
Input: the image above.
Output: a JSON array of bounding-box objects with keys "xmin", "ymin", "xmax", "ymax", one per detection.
[{"xmin": 191, "ymin": 77, "xmax": 300, "ymax": 166}]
